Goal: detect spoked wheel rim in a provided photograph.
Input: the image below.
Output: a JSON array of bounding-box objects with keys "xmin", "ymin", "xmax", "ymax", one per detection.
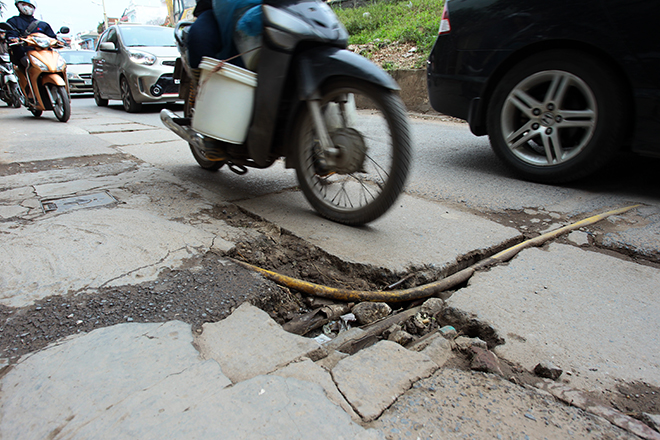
[
  {"xmin": 121, "ymin": 79, "xmax": 140, "ymax": 112},
  {"xmin": 500, "ymin": 70, "xmax": 597, "ymax": 167},
  {"xmin": 295, "ymin": 80, "xmax": 411, "ymax": 225}
]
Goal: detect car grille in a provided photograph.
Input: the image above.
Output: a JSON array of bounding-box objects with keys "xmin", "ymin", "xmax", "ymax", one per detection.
[
  {"xmin": 150, "ymin": 74, "xmax": 180, "ymax": 96},
  {"xmin": 161, "ymin": 60, "xmax": 176, "ymax": 67},
  {"xmin": 79, "ymin": 73, "xmax": 92, "ymax": 79}
]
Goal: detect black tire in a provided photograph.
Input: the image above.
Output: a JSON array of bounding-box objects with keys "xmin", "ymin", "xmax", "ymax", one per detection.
[
  {"xmin": 294, "ymin": 78, "xmax": 412, "ymax": 226},
  {"xmin": 487, "ymin": 50, "xmax": 628, "ymax": 184},
  {"xmin": 93, "ymin": 80, "xmax": 108, "ymax": 107},
  {"xmin": 121, "ymin": 77, "xmax": 142, "ymax": 113},
  {"xmin": 9, "ymin": 83, "xmax": 21, "ymax": 108},
  {"xmin": 50, "ymin": 84, "xmax": 71, "ymax": 122}
]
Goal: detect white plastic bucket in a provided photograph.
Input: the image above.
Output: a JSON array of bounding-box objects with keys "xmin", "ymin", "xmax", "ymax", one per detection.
[{"xmin": 192, "ymin": 56, "xmax": 258, "ymax": 144}]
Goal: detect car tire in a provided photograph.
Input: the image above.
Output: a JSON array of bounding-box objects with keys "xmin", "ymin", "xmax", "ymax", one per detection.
[
  {"xmin": 487, "ymin": 50, "xmax": 628, "ymax": 184},
  {"xmin": 120, "ymin": 77, "xmax": 142, "ymax": 113},
  {"xmin": 93, "ymin": 80, "xmax": 108, "ymax": 107}
]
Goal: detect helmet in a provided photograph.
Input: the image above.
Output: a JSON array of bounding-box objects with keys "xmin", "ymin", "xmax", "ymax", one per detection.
[{"xmin": 15, "ymin": 0, "xmax": 37, "ymax": 16}]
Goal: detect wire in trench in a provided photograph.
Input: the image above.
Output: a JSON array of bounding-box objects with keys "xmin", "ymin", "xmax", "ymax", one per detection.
[{"xmin": 233, "ymin": 204, "xmax": 641, "ymax": 303}]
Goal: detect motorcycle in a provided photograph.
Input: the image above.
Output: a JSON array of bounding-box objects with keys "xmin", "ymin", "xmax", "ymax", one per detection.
[
  {"xmin": 0, "ymin": 52, "xmax": 22, "ymax": 108},
  {"xmin": 0, "ymin": 22, "xmax": 71, "ymax": 122},
  {"xmin": 160, "ymin": 0, "xmax": 412, "ymax": 226}
]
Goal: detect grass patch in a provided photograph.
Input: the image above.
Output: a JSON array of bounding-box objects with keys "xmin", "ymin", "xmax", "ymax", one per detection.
[{"xmin": 332, "ymin": 0, "xmax": 443, "ymax": 66}]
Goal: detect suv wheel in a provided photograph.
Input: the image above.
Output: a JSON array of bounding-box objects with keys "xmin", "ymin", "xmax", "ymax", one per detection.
[{"xmin": 487, "ymin": 50, "xmax": 628, "ymax": 183}]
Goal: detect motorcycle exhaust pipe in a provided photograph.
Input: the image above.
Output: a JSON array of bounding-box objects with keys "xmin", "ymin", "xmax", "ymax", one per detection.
[{"xmin": 160, "ymin": 109, "xmax": 206, "ymax": 151}]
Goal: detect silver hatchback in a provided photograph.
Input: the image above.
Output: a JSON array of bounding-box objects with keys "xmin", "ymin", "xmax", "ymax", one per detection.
[{"xmin": 92, "ymin": 24, "xmax": 180, "ymax": 112}]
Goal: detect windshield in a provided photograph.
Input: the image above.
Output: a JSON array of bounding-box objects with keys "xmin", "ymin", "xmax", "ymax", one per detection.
[
  {"xmin": 59, "ymin": 51, "xmax": 94, "ymax": 64},
  {"xmin": 118, "ymin": 26, "xmax": 176, "ymax": 47}
]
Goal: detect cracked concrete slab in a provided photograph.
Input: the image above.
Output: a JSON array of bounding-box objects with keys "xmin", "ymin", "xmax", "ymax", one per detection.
[
  {"xmin": 368, "ymin": 368, "xmax": 641, "ymax": 440},
  {"xmin": 271, "ymin": 358, "xmax": 359, "ymax": 420},
  {"xmin": 0, "ymin": 165, "xmax": 248, "ymax": 307},
  {"xmin": 332, "ymin": 340, "xmax": 438, "ymax": 421},
  {"xmin": 237, "ymin": 192, "xmax": 522, "ymax": 272},
  {"xmin": 448, "ymin": 243, "xmax": 660, "ymax": 392},
  {"xmin": 195, "ymin": 303, "xmax": 323, "ymax": 383},
  {"xmin": 95, "ymin": 129, "xmax": 182, "ymax": 146},
  {"xmin": 0, "ymin": 320, "xmax": 381, "ymax": 440},
  {"xmin": 0, "ymin": 321, "xmax": 229, "ymax": 439}
]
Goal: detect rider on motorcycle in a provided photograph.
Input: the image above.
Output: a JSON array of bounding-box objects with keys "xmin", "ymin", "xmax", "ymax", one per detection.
[
  {"xmin": 6, "ymin": 0, "xmax": 57, "ymax": 68},
  {"xmin": 0, "ymin": 30, "xmax": 8, "ymax": 55}
]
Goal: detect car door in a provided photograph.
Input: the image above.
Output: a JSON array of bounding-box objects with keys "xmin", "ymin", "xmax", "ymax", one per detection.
[
  {"xmin": 601, "ymin": 0, "xmax": 660, "ymax": 154},
  {"xmin": 93, "ymin": 27, "xmax": 121, "ymax": 98}
]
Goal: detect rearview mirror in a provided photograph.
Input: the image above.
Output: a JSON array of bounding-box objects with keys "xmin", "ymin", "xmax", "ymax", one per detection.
[
  {"xmin": 0, "ymin": 22, "xmax": 17, "ymax": 32},
  {"xmin": 99, "ymin": 42, "xmax": 117, "ymax": 52},
  {"xmin": 59, "ymin": 26, "xmax": 70, "ymax": 34}
]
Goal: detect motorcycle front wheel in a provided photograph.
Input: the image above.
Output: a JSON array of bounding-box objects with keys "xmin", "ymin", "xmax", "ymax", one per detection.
[
  {"xmin": 48, "ymin": 84, "xmax": 70, "ymax": 122},
  {"xmin": 294, "ymin": 78, "xmax": 412, "ymax": 226}
]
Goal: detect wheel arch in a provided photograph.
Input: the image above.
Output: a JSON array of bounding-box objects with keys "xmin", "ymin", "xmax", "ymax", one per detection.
[{"xmin": 472, "ymin": 41, "xmax": 635, "ymax": 143}]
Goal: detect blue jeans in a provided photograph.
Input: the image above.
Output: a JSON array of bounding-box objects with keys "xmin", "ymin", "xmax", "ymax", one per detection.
[{"xmin": 187, "ymin": 10, "xmax": 223, "ymax": 68}]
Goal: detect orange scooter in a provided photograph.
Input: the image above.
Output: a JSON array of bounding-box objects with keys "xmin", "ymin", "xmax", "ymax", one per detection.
[{"xmin": 0, "ymin": 22, "xmax": 71, "ymax": 122}]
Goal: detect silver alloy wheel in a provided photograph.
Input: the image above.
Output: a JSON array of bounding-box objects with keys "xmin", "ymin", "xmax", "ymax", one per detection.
[{"xmin": 500, "ymin": 70, "xmax": 597, "ymax": 167}]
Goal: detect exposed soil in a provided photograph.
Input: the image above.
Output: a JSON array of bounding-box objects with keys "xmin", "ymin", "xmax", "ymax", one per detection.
[
  {"xmin": 1, "ymin": 204, "xmax": 658, "ymax": 428},
  {"xmin": 348, "ymin": 41, "xmax": 425, "ymax": 70}
]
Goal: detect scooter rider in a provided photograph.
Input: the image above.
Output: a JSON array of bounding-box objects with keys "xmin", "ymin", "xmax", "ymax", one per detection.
[
  {"xmin": 0, "ymin": 30, "xmax": 8, "ymax": 54},
  {"xmin": 6, "ymin": 0, "xmax": 57, "ymax": 68}
]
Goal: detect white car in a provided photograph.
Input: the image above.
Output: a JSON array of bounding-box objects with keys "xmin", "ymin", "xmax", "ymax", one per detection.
[{"xmin": 59, "ymin": 50, "xmax": 95, "ymax": 94}]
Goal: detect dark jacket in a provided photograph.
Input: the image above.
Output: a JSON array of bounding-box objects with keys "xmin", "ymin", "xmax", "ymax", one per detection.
[
  {"xmin": 6, "ymin": 14, "xmax": 56, "ymax": 39},
  {"xmin": 193, "ymin": 0, "xmax": 213, "ymax": 16}
]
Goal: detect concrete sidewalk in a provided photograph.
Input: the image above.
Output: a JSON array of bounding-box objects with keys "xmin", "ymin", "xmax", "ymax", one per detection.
[{"xmin": 1, "ymin": 106, "xmax": 659, "ymax": 439}]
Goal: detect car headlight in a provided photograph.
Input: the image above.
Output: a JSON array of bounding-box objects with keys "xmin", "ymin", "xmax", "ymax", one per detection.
[
  {"xmin": 67, "ymin": 72, "xmax": 81, "ymax": 80},
  {"xmin": 57, "ymin": 57, "xmax": 67, "ymax": 70},
  {"xmin": 128, "ymin": 50, "xmax": 156, "ymax": 66},
  {"xmin": 32, "ymin": 58, "xmax": 49, "ymax": 71}
]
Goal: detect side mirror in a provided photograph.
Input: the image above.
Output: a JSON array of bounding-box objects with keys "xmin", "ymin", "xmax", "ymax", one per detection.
[
  {"xmin": 59, "ymin": 26, "xmax": 70, "ymax": 34},
  {"xmin": 99, "ymin": 42, "xmax": 116, "ymax": 52},
  {"xmin": 0, "ymin": 22, "xmax": 17, "ymax": 32}
]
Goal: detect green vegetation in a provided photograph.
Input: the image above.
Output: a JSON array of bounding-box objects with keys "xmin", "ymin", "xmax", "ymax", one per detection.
[{"xmin": 332, "ymin": 0, "xmax": 443, "ymax": 68}]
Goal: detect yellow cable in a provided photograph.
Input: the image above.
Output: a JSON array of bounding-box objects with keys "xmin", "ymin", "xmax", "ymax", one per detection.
[{"xmin": 234, "ymin": 204, "xmax": 641, "ymax": 303}]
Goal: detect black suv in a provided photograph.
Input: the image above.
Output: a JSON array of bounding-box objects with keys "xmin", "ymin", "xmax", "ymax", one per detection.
[{"xmin": 426, "ymin": 0, "xmax": 660, "ymax": 183}]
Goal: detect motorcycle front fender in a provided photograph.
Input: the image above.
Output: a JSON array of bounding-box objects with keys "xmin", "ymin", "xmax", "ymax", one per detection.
[
  {"xmin": 41, "ymin": 73, "xmax": 67, "ymax": 88},
  {"xmin": 296, "ymin": 47, "xmax": 400, "ymax": 100}
]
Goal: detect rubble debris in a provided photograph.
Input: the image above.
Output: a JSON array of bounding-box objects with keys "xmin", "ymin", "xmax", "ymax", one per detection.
[
  {"xmin": 352, "ymin": 302, "xmax": 392, "ymax": 325},
  {"xmin": 534, "ymin": 361, "xmax": 563, "ymax": 380},
  {"xmin": 438, "ymin": 325, "xmax": 458, "ymax": 340},
  {"xmin": 454, "ymin": 336, "xmax": 488, "ymax": 351},
  {"xmin": 388, "ymin": 329, "xmax": 414, "ymax": 346},
  {"xmin": 420, "ymin": 298, "xmax": 444, "ymax": 318},
  {"xmin": 469, "ymin": 346, "xmax": 503, "ymax": 376}
]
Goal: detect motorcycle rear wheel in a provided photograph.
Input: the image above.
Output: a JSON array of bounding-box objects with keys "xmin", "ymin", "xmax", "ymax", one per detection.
[
  {"xmin": 184, "ymin": 103, "xmax": 225, "ymax": 171},
  {"xmin": 9, "ymin": 83, "xmax": 21, "ymax": 108},
  {"xmin": 294, "ymin": 78, "xmax": 412, "ymax": 226},
  {"xmin": 49, "ymin": 84, "xmax": 71, "ymax": 122}
]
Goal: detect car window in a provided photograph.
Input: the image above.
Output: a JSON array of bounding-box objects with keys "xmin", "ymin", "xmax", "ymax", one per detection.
[
  {"xmin": 106, "ymin": 28, "xmax": 118, "ymax": 45},
  {"xmin": 117, "ymin": 26, "xmax": 176, "ymax": 48},
  {"xmin": 60, "ymin": 51, "xmax": 94, "ymax": 64}
]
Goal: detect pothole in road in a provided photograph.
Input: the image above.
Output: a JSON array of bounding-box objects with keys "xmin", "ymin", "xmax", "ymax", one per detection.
[{"xmin": 1, "ymin": 204, "xmax": 657, "ymax": 425}]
